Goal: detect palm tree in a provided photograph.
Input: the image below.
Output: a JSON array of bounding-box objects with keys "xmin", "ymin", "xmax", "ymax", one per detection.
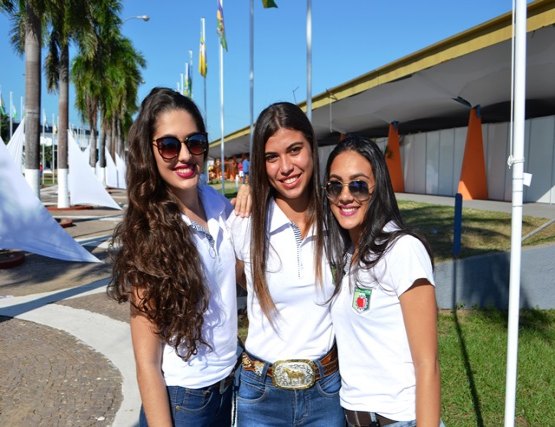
[
  {"xmin": 72, "ymin": 0, "xmax": 122, "ymax": 172},
  {"xmin": 73, "ymin": 1, "xmax": 145, "ymax": 184},
  {"xmin": 100, "ymin": 36, "xmax": 145, "ymax": 164},
  {"xmin": 1, "ymin": 0, "xmax": 53, "ymax": 198},
  {"xmin": 45, "ymin": 0, "xmax": 93, "ymax": 207}
]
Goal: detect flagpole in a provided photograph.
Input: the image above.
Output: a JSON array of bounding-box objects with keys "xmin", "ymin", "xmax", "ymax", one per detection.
[
  {"xmin": 306, "ymin": 0, "xmax": 312, "ymax": 122},
  {"xmin": 201, "ymin": 17, "xmax": 208, "ymax": 128},
  {"xmin": 504, "ymin": 1, "xmax": 526, "ymax": 425},
  {"xmin": 0, "ymin": 85, "xmax": 3, "ymax": 138},
  {"xmin": 189, "ymin": 49, "xmax": 193, "ymax": 99},
  {"xmin": 41, "ymin": 110, "xmax": 45, "ymax": 185},
  {"xmin": 218, "ymin": 0, "xmax": 226, "ymax": 194},
  {"xmin": 9, "ymin": 91, "xmax": 13, "ymax": 139},
  {"xmin": 249, "ymin": 0, "xmax": 254, "ymax": 155},
  {"xmin": 220, "ymin": 27, "xmax": 225, "ymax": 194}
]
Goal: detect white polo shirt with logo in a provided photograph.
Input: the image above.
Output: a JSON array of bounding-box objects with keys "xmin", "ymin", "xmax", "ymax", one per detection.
[{"xmin": 330, "ymin": 231, "xmax": 435, "ymax": 421}]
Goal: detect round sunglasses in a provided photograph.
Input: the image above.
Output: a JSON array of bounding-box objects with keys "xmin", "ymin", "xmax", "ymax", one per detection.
[
  {"xmin": 153, "ymin": 132, "xmax": 208, "ymax": 160},
  {"xmin": 325, "ymin": 180, "xmax": 373, "ymax": 201}
]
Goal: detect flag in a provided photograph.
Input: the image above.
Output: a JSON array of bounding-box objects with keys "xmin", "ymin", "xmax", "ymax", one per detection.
[
  {"xmin": 184, "ymin": 63, "xmax": 192, "ymax": 97},
  {"xmin": 11, "ymin": 104, "xmax": 16, "ymax": 119},
  {"xmin": 0, "ymin": 94, "xmax": 5, "ymax": 116},
  {"xmin": 262, "ymin": 0, "xmax": 278, "ymax": 7},
  {"xmin": 199, "ymin": 18, "xmax": 207, "ymax": 77},
  {"xmin": 187, "ymin": 50, "xmax": 193, "ymax": 96},
  {"xmin": 216, "ymin": 0, "xmax": 228, "ymax": 51}
]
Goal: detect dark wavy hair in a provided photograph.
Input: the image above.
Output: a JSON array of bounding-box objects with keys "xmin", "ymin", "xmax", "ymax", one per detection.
[
  {"xmin": 108, "ymin": 87, "xmax": 210, "ymax": 360},
  {"xmin": 323, "ymin": 135, "xmax": 433, "ymax": 292},
  {"xmin": 250, "ymin": 102, "xmax": 325, "ymax": 321}
]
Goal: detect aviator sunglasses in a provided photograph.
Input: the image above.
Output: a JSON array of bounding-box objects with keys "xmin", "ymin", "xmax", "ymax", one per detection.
[
  {"xmin": 153, "ymin": 132, "xmax": 208, "ymax": 160},
  {"xmin": 325, "ymin": 180, "xmax": 373, "ymax": 202}
]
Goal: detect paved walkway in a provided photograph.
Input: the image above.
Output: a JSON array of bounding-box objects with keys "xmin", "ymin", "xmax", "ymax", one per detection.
[
  {"xmin": 0, "ymin": 188, "xmax": 554, "ymax": 426},
  {"xmin": 0, "ymin": 188, "xmax": 138, "ymax": 427}
]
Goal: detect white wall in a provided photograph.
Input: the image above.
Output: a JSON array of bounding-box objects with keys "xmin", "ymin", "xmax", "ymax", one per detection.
[
  {"xmin": 400, "ymin": 114, "xmax": 555, "ymax": 203},
  {"xmin": 317, "ymin": 114, "xmax": 555, "ymax": 204}
]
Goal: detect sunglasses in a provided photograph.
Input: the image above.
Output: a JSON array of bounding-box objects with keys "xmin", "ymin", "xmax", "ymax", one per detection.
[
  {"xmin": 325, "ymin": 180, "xmax": 373, "ymax": 201},
  {"xmin": 153, "ymin": 132, "xmax": 208, "ymax": 160}
]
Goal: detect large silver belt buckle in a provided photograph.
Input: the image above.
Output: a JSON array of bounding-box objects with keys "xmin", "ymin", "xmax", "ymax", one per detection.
[{"xmin": 272, "ymin": 359, "xmax": 316, "ymax": 390}]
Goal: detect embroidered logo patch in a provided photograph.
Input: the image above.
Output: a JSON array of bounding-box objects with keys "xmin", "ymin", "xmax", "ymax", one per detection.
[{"xmin": 352, "ymin": 287, "xmax": 372, "ymax": 312}]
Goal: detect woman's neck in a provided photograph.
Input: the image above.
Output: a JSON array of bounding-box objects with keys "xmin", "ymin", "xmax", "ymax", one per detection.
[
  {"xmin": 176, "ymin": 188, "xmax": 207, "ymax": 227},
  {"xmin": 274, "ymin": 195, "xmax": 311, "ymax": 237}
]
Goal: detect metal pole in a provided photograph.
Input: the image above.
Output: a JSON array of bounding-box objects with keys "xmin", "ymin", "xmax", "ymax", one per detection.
[
  {"xmin": 220, "ymin": 13, "xmax": 225, "ymax": 194},
  {"xmin": 9, "ymin": 91, "xmax": 13, "ymax": 139},
  {"xmin": 504, "ymin": 1, "xmax": 526, "ymax": 425},
  {"xmin": 41, "ymin": 112, "xmax": 45, "ymax": 185},
  {"xmin": 249, "ymin": 0, "xmax": 254, "ymax": 155},
  {"xmin": 306, "ymin": 0, "xmax": 312, "ymax": 122}
]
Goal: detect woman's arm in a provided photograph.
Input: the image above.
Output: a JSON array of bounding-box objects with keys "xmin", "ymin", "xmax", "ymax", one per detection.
[
  {"xmin": 236, "ymin": 258, "xmax": 246, "ymax": 290},
  {"xmin": 399, "ymin": 279, "xmax": 441, "ymax": 427},
  {"xmin": 130, "ymin": 302, "xmax": 172, "ymax": 426}
]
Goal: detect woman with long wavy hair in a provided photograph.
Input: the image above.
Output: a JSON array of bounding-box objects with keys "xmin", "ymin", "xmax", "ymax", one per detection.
[
  {"xmin": 108, "ymin": 87, "xmax": 238, "ymax": 426},
  {"xmin": 228, "ymin": 102, "xmax": 344, "ymax": 426}
]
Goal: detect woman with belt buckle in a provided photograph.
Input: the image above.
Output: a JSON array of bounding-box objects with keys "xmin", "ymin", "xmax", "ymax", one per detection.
[
  {"xmin": 109, "ymin": 88, "xmax": 239, "ymax": 426},
  {"xmin": 323, "ymin": 135, "xmax": 442, "ymax": 427},
  {"xmin": 229, "ymin": 102, "xmax": 344, "ymax": 426}
]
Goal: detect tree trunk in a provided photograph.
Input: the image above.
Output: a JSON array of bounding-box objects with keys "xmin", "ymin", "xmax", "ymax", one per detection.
[
  {"xmin": 110, "ymin": 116, "xmax": 116, "ymax": 161},
  {"xmin": 99, "ymin": 128, "xmax": 106, "ymax": 167},
  {"xmin": 99, "ymin": 126, "xmax": 107, "ymax": 186},
  {"xmin": 88, "ymin": 109, "xmax": 97, "ymax": 169},
  {"xmin": 57, "ymin": 43, "xmax": 70, "ymax": 208},
  {"xmin": 116, "ymin": 119, "xmax": 124, "ymax": 157},
  {"xmin": 24, "ymin": 5, "xmax": 42, "ymax": 199}
]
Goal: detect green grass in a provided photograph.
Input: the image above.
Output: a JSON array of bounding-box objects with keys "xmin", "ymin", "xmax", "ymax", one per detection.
[
  {"xmin": 439, "ymin": 309, "xmax": 555, "ymax": 426},
  {"xmin": 208, "ymin": 180, "xmax": 240, "ymax": 199},
  {"xmin": 398, "ymin": 200, "xmax": 554, "ymax": 262}
]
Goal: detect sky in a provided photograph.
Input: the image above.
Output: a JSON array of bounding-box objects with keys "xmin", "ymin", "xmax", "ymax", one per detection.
[{"xmin": 0, "ymin": 0, "xmax": 519, "ymax": 141}]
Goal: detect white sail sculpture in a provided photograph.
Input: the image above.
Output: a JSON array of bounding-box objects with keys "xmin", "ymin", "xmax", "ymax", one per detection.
[
  {"xmin": 115, "ymin": 152, "xmax": 127, "ymax": 190},
  {"xmin": 105, "ymin": 152, "xmax": 123, "ymax": 189},
  {"xmin": 0, "ymin": 140, "xmax": 100, "ymax": 263},
  {"xmin": 6, "ymin": 116, "xmax": 24, "ymax": 170},
  {"xmin": 67, "ymin": 131, "xmax": 121, "ymax": 210}
]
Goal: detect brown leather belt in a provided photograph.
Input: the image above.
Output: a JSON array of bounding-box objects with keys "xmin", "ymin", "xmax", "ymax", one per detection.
[
  {"xmin": 344, "ymin": 409, "xmax": 397, "ymax": 426},
  {"xmin": 241, "ymin": 345, "xmax": 338, "ymax": 389}
]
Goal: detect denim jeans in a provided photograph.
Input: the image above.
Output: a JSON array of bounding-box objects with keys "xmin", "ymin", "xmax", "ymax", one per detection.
[
  {"xmin": 139, "ymin": 383, "xmax": 233, "ymax": 426},
  {"xmin": 236, "ymin": 363, "xmax": 344, "ymax": 426}
]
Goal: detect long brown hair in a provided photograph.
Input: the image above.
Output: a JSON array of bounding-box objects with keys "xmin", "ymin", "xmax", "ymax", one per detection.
[
  {"xmin": 108, "ymin": 87, "xmax": 210, "ymax": 360},
  {"xmin": 250, "ymin": 102, "xmax": 325, "ymax": 321}
]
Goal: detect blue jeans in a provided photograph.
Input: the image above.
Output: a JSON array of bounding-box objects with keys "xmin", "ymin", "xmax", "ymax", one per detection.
[
  {"xmin": 236, "ymin": 364, "xmax": 344, "ymax": 426},
  {"xmin": 139, "ymin": 383, "xmax": 233, "ymax": 426}
]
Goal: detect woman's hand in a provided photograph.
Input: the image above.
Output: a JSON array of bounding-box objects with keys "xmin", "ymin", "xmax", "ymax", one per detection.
[{"xmin": 230, "ymin": 184, "xmax": 252, "ymax": 217}]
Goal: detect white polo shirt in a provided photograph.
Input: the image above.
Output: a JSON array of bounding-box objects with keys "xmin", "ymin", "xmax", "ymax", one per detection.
[
  {"xmin": 161, "ymin": 185, "xmax": 238, "ymax": 389},
  {"xmin": 228, "ymin": 199, "xmax": 335, "ymax": 362},
  {"xmin": 330, "ymin": 231, "xmax": 435, "ymax": 421}
]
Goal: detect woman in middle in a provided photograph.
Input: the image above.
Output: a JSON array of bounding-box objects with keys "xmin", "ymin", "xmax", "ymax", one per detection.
[{"xmin": 229, "ymin": 102, "xmax": 344, "ymax": 426}]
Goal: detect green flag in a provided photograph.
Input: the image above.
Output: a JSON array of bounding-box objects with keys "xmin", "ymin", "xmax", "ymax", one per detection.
[{"xmin": 262, "ymin": 0, "xmax": 278, "ymax": 7}]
